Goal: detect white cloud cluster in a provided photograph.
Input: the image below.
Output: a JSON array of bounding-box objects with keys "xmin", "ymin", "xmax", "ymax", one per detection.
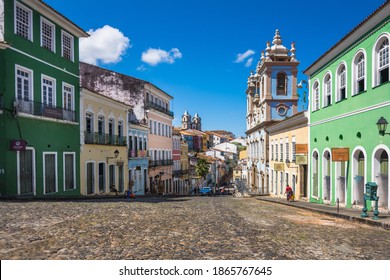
[
  {"xmin": 80, "ymin": 25, "xmax": 130, "ymax": 65},
  {"xmin": 235, "ymin": 49, "xmax": 255, "ymax": 67},
  {"xmin": 141, "ymin": 48, "xmax": 182, "ymax": 66}
]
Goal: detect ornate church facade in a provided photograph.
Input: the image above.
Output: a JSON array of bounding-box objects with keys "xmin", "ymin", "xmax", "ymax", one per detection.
[{"xmin": 246, "ymin": 30, "xmax": 299, "ymax": 194}]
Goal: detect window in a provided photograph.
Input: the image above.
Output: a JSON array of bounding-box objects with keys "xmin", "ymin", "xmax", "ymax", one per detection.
[
  {"xmin": 63, "ymin": 84, "xmax": 74, "ymax": 111},
  {"xmin": 98, "ymin": 115, "xmax": 105, "ymax": 144},
  {"xmin": 42, "ymin": 76, "xmax": 55, "ymax": 107},
  {"xmin": 64, "ymin": 153, "xmax": 76, "ymax": 190},
  {"xmin": 312, "ymin": 81, "xmax": 319, "ymax": 111},
  {"xmin": 292, "ymin": 141, "xmax": 296, "ymax": 162},
  {"xmin": 118, "ymin": 121, "xmax": 123, "ymax": 144},
  {"xmin": 108, "ymin": 119, "xmax": 115, "ymax": 144},
  {"xmin": 16, "ymin": 66, "xmax": 32, "ymax": 101},
  {"xmin": 337, "ymin": 64, "xmax": 346, "ymax": 101},
  {"xmin": 323, "ymin": 74, "xmax": 332, "ymax": 107},
  {"xmin": 62, "ymin": 31, "xmax": 74, "ymax": 61},
  {"xmin": 280, "ymin": 143, "xmax": 283, "ymax": 161},
  {"xmin": 63, "ymin": 84, "xmax": 74, "ymax": 121},
  {"xmin": 286, "ymin": 141, "xmax": 290, "ymax": 161},
  {"xmin": 378, "ymin": 38, "xmax": 389, "ymax": 85},
  {"xmin": 41, "ymin": 18, "xmax": 55, "ymax": 51},
  {"xmin": 85, "ymin": 112, "xmax": 94, "ymax": 143},
  {"xmin": 275, "ymin": 142, "xmax": 278, "ymax": 161},
  {"xmin": 15, "ymin": 2, "xmax": 32, "ymax": 40},
  {"xmin": 353, "ymin": 53, "xmax": 366, "ymax": 94},
  {"xmin": 276, "ymin": 72, "xmax": 287, "ymax": 95}
]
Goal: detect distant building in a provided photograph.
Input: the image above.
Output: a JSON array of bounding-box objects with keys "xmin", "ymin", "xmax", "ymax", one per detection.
[{"xmin": 181, "ymin": 110, "xmax": 201, "ymax": 131}]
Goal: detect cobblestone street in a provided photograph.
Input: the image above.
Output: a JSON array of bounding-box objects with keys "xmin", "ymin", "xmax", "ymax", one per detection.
[{"xmin": 0, "ymin": 196, "xmax": 389, "ymax": 260}]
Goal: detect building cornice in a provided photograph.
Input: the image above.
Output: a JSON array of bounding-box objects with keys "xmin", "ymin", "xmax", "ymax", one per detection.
[{"xmin": 267, "ymin": 111, "xmax": 308, "ymax": 134}]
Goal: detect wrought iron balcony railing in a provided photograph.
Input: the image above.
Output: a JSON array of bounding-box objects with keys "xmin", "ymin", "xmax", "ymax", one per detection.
[
  {"xmin": 149, "ymin": 159, "xmax": 173, "ymax": 167},
  {"xmin": 145, "ymin": 100, "xmax": 174, "ymax": 117},
  {"xmin": 15, "ymin": 99, "xmax": 76, "ymax": 122},
  {"xmin": 84, "ymin": 131, "xmax": 127, "ymax": 146},
  {"xmin": 128, "ymin": 150, "xmax": 149, "ymax": 158}
]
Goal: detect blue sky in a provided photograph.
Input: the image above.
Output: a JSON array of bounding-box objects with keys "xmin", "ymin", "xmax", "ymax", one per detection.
[{"xmin": 45, "ymin": 0, "xmax": 385, "ymax": 137}]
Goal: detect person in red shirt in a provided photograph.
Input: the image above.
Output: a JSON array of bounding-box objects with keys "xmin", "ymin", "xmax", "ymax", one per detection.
[{"xmin": 285, "ymin": 185, "xmax": 293, "ymax": 201}]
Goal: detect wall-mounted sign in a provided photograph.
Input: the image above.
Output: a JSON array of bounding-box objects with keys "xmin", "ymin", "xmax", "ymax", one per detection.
[
  {"xmin": 274, "ymin": 163, "xmax": 284, "ymax": 171},
  {"xmin": 10, "ymin": 140, "xmax": 27, "ymax": 151},
  {"xmin": 332, "ymin": 148, "xmax": 349, "ymax": 162},
  {"xmin": 296, "ymin": 144, "xmax": 308, "ymax": 154},
  {"xmin": 295, "ymin": 155, "xmax": 307, "ymax": 165}
]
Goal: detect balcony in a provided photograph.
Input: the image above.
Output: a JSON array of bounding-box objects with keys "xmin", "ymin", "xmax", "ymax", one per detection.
[
  {"xmin": 84, "ymin": 131, "xmax": 127, "ymax": 146},
  {"xmin": 128, "ymin": 150, "xmax": 149, "ymax": 158},
  {"xmin": 145, "ymin": 100, "xmax": 174, "ymax": 117},
  {"xmin": 149, "ymin": 159, "xmax": 173, "ymax": 167},
  {"xmin": 15, "ymin": 99, "xmax": 76, "ymax": 122}
]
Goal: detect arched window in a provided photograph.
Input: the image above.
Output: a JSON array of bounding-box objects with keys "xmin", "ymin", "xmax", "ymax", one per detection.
[
  {"xmin": 337, "ymin": 64, "xmax": 347, "ymax": 101},
  {"xmin": 276, "ymin": 72, "xmax": 287, "ymax": 95},
  {"xmin": 374, "ymin": 36, "xmax": 389, "ymax": 86},
  {"xmin": 312, "ymin": 81, "xmax": 320, "ymax": 111},
  {"xmin": 353, "ymin": 52, "xmax": 366, "ymax": 94},
  {"xmin": 323, "ymin": 73, "xmax": 332, "ymax": 107}
]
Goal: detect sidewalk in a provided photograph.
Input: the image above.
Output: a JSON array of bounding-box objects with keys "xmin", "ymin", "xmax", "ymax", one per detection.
[{"xmin": 256, "ymin": 196, "xmax": 390, "ymax": 230}]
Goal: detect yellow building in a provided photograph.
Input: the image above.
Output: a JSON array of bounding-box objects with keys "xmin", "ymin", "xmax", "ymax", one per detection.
[
  {"xmin": 268, "ymin": 111, "xmax": 308, "ymax": 200},
  {"xmin": 80, "ymin": 88, "xmax": 129, "ymax": 195}
]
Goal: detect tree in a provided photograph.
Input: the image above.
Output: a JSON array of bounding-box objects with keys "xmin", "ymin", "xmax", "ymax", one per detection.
[{"xmin": 195, "ymin": 158, "xmax": 209, "ymax": 179}]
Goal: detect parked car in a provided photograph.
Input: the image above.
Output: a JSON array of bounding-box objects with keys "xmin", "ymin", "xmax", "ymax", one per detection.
[{"xmin": 199, "ymin": 187, "xmax": 212, "ymax": 196}]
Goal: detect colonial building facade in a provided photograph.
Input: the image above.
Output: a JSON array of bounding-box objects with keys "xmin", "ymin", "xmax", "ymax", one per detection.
[
  {"xmin": 305, "ymin": 2, "xmax": 390, "ymax": 211},
  {"xmin": 268, "ymin": 111, "xmax": 308, "ymax": 200},
  {"xmin": 246, "ymin": 30, "xmax": 299, "ymax": 194},
  {"xmin": 80, "ymin": 88, "xmax": 129, "ymax": 195},
  {"xmin": 146, "ymin": 83, "xmax": 174, "ymax": 194},
  {"xmin": 0, "ymin": 0, "xmax": 87, "ymax": 196}
]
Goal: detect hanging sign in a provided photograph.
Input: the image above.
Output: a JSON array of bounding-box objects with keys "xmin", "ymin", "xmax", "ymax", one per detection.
[
  {"xmin": 274, "ymin": 163, "xmax": 284, "ymax": 171},
  {"xmin": 296, "ymin": 144, "xmax": 308, "ymax": 154},
  {"xmin": 332, "ymin": 148, "xmax": 349, "ymax": 161},
  {"xmin": 295, "ymin": 155, "xmax": 308, "ymax": 165},
  {"xmin": 10, "ymin": 140, "xmax": 27, "ymax": 151}
]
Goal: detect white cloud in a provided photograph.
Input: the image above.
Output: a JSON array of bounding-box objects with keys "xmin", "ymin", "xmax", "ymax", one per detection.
[
  {"xmin": 234, "ymin": 49, "xmax": 255, "ymax": 63},
  {"xmin": 141, "ymin": 48, "xmax": 182, "ymax": 66},
  {"xmin": 80, "ymin": 25, "xmax": 130, "ymax": 65},
  {"xmin": 245, "ymin": 57, "xmax": 254, "ymax": 67}
]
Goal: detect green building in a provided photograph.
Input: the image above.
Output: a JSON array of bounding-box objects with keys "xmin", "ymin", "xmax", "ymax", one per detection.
[
  {"xmin": 304, "ymin": 2, "xmax": 390, "ymax": 211},
  {"xmin": 0, "ymin": 0, "xmax": 88, "ymax": 197}
]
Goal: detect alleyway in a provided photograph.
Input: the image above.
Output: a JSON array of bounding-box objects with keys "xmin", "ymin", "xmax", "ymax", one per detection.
[{"xmin": 0, "ymin": 196, "xmax": 389, "ymax": 260}]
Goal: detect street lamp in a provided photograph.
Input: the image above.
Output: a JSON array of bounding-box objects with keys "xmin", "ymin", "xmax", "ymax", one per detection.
[
  {"xmin": 106, "ymin": 149, "xmax": 119, "ymax": 163},
  {"xmin": 376, "ymin": 117, "xmax": 389, "ymax": 136}
]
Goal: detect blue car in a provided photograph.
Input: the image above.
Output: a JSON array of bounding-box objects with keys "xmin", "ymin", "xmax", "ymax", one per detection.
[{"xmin": 199, "ymin": 187, "xmax": 212, "ymax": 196}]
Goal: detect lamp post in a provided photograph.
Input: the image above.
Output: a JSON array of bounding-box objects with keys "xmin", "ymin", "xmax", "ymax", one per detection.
[
  {"xmin": 106, "ymin": 149, "xmax": 119, "ymax": 163},
  {"xmin": 376, "ymin": 117, "xmax": 389, "ymax": 136}
]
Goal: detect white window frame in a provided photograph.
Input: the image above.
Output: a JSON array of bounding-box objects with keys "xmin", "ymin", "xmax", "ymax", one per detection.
[
  {"xmin": 15, "ymin": 65, "xmax": 33, "ymax": 101},
  {"xmin": 323, "ymin": 73, "xmax": 332, "ymax": 107},
  {"xmin": 17, "ymin": 147, "xmax": 36, "ymax": 195},
  {"xmin": 352, "ymin": 50, "xmax": 366, "ymax": 95},
  {"xmin": 373, "ymin": 34, "xmax": 390, "ymax": 87},
  {"xmin": 312, "ymin": 80, "xmax": 320, "ymax": 111},
  {"xmin": 43, "ymin": 152, "xmax": 58, "ymax": 194},
  {"xmin": 40, "ymin": 17, "xmax": 55, "ymax": 52},
  {"xmin": 61, "ymin": 30, "xmax": 74, "ymax": 61},
  {"xmin": 15, "ymin": 1, "xmax": 33, "ymax": 41},
  {"xmin": 41, "ymin": 75, "xmax": 56, "ymax": 107},
  {"xmin": 63, "ymin": 152, "xmax": 76, "ymax": 191},
  {"xmin": 336, "ymin": 63, "xmax": 347, "ymax": 102},
  {"xmin": 63, "ymin": 83, "xmax": 74, "ymax": 111}
]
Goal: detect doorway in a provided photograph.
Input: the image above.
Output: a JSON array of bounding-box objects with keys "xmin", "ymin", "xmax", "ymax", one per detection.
[{"xmin": 18, "ymin": 149, "xmax": 35, "ymax": 194}]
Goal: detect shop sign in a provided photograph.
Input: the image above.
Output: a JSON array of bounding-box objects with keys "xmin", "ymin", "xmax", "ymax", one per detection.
[
  {"xmin": 295, "ymin": 155, "xmax": 307, "ymax": 165},
  {"xmin": 332, "ymin": 148, "xmax": 349, "ymax": 161},
  {"xmin": 10, "ymin": 139, "xmax": 27, "ymax": 151},
  {"xmin": 296, "ymin": 144, "xmax": 308, "ymax": 154},
  {"xmin": 274, "ymin": 163, "xmax": 284, "ymax": 171}
]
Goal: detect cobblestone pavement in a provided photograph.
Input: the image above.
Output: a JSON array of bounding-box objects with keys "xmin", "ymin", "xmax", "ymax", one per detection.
[{"xmin": 0, "ymin": 196, "xmax": 389, "ymax": 260}]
